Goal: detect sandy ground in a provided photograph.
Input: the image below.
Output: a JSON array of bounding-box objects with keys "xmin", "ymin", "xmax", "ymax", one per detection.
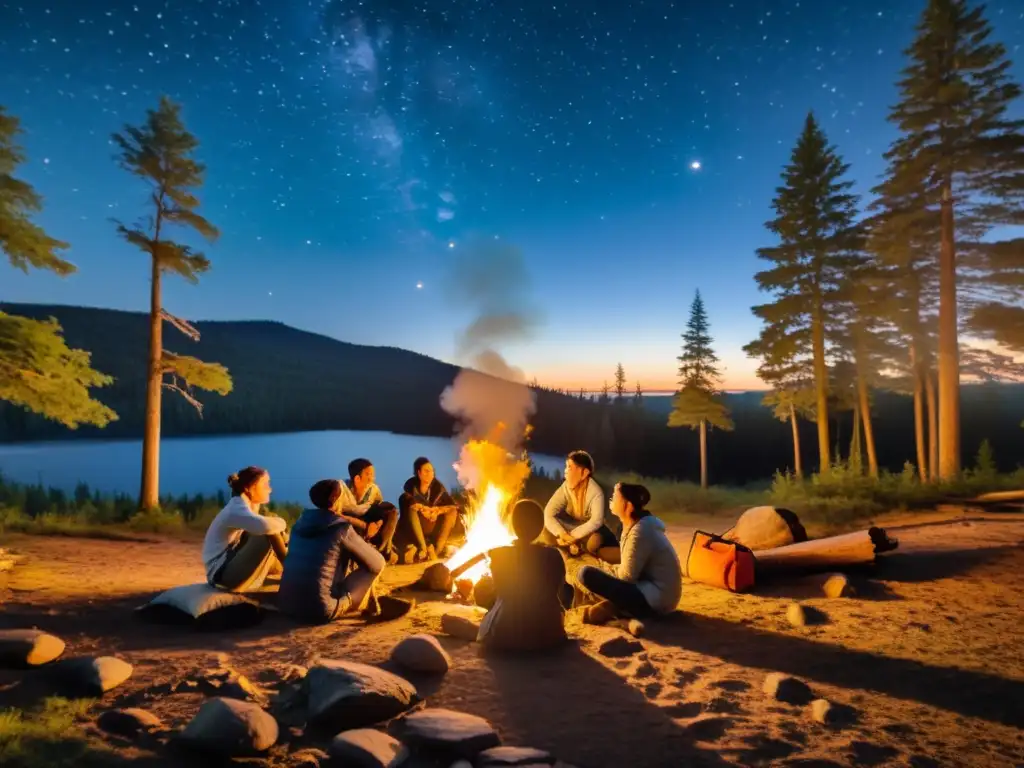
[{"xmin": 2, "ymin": 512, "xmax": 1023, "ymax": 768}]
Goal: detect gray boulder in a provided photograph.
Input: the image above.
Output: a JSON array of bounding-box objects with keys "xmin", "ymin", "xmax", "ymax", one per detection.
[
  {"xmin": 390, "ymin": 634, "xmax": 452, "ymax": 675},
  {"xmin": 57, "ymin": 656, "xmax": 133, "ymax": 696},
  {"xmin": 390, "ymin": 708, "xmax": 500, "ymax": 759},
  {"xmin": 306, "ymin": 659, "xmax": 419, "ymax": 733},
  {"xmin": 330, "ymin": 728, "xmax": 409, "ymax": 767},
  {"xmin": 180, "ymin": 697, "xmax": 279, "ymax": 756}
]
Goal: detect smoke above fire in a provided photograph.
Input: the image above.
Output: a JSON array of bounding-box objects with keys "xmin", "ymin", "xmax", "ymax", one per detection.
[{"xmin": 440, "ymin": 238, "xmax": 540, "ymax": 464}]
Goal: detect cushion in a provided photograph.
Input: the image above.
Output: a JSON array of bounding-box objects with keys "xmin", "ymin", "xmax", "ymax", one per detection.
[
  {"xmin": 721, "ymin": 506, "xmax": 808, "ymax": 552},
  {"xmin": 136, "ymin": 583, "xmax": 264, "ymax": 630}
]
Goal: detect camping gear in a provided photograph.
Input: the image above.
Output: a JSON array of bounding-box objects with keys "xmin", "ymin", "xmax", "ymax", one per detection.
[
  {"xmin": 722, "ymin": 506, "xmax": 808, "ymax": 551},
  {"xmin": 753, "ymin": 527, "xmax": 898, "ymax": 576},
  {"xmin": 684, "ymin": 531, "xmax": 756, "ymax": 592}
]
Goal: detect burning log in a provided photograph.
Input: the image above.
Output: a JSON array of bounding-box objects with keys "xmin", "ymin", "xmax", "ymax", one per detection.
[{"xmin": 753, "ymin": 527, "xmax": 899, "ymax": 577}]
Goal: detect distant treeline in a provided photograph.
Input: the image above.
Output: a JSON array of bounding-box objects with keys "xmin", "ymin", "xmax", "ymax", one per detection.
[{"xmin": 1, "ymin": 303, "xmax": 1022, "ymax": 483}]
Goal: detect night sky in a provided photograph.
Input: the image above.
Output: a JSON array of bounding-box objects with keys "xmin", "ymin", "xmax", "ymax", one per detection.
[{"xmin": 2, "ymin": 1, "xmax": 1022, "ymax": 391}]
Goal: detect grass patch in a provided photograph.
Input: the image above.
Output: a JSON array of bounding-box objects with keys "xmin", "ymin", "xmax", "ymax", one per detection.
[{"xmin": 0, "ymin": 697, "xmax": 117, "ymax": 768}]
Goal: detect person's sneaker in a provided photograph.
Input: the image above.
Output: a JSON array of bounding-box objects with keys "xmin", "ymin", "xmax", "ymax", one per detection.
[
  {"xmin": 416, "ymin": 548, "xmax": 429, "ymax": 563},
  {"xmin": 441, "ymin": 544, "xmax": 457, "ymax": 558},
  {"xmin": 582, "ymin": 600, "xmax": 617, "ymax": 625},
  {"xmin": 371, "ymin": 595, "xmax": 415, "ymax": 622},
  {"xmin": 425, "ymin": 544, "xmax": 437, "ymax": 561},
  {"xmin": 402, "ymin": 545, "xmax": 418, "ymax": 565},
  {"xmin": 385, "ymin": 549, "xmax": 399, "ymax": 566},
  {"xmin": 609, "ymin": 618, "xmax": 646, "ymax": 637}
]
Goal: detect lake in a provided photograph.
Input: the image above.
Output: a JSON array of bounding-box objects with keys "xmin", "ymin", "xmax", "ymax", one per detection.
[{"xmin": 0, "ymin": 430, "xmax": 565, "ymax": 505}]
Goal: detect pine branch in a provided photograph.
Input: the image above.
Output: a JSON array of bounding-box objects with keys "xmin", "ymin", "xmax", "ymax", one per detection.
[{"xmin": 160, "ymin": 309, "xmax": 200, "ymax": 341}]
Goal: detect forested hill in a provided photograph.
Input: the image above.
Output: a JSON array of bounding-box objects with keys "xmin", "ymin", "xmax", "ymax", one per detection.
[{"xmin": 2, "ymin": 303, "xmax": 1023, "ymax": 482}]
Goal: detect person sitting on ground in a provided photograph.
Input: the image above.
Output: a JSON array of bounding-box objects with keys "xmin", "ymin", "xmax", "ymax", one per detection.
[
  {"xmin": 476, "ymin": 499, "xmax": 574, "ymax": 653},
  {"xmin": 576, "ymin": 482, "xmax": 682, "ymax": 626},
  {"xmin": 279, "ymin": 479, "xmax": 413, "ymax": 624},
  {"xmin": 541, "ymin": 450, "xmax": 620, "ymax": 562},
  {"xmin": 337, "ymin": 458, "xmax": 400, "ymax": 564},
  {"xmin": 398, "ymin": 456, "xmax": 460, "ymax": 563},
  {"xmin": 202, "ymin": 467, "xmax": 289, "ymax": 593}
]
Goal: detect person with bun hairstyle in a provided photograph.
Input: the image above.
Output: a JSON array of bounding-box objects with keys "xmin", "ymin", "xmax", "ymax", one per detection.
[
  {"xmin": 541, "ymin": 450, "xmax": 620, "ymax": 563},
  {"xmin": 202, "ymin": 467, "xmax": 289, "ymax": 592},
  {"xmin": 477, "ymin": 498, "xmax": 574, "ymax": 653},
  {"xmin": 576, "ymin": 482, "xmax": 682, "ymax": 625},
  {"xmin": 278, "ymin": 479, "xmax": 413, "ymax": 624}
]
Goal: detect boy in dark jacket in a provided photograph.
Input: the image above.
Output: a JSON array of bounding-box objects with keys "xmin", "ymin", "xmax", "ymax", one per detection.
[{"xmin": 279, "ymin": 479, "xmax": 412, "ymax": 624}]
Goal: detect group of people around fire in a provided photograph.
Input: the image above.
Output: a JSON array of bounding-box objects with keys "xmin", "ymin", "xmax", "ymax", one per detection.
[{"xmin": 200, "ymin": 449, "xmax": 682, "ymax": 651}]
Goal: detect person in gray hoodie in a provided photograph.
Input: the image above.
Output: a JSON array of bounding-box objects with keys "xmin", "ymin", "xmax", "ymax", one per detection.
[
  {"xmin": 278, "ymin": 479, "xmax": 412, "ymax": 624},
  {"xmin": 575, "ymin": 482, "xmax": 682, "ymax": 624}
]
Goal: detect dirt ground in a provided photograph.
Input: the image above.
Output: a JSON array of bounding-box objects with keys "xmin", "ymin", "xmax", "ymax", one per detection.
[{"xmin": 2, "ymin": 512, "xmax": 1023, "ymax": 768}]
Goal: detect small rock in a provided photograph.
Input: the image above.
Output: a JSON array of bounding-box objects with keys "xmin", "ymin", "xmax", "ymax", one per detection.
[
  {"xmin": 390, "ymin": 634, "xmax": 451, "ymax": 675},
  {"xmin": 787, "ymin": 603, "xmax": 828, "ymax": 627},
  {"xmin": 449, "ymin": 762, "xmax": 473, "ymax": 768},
  {"xmin": 97, "ymin": 708, "xmax": 165, "ymax": 738},
  {"xmin": 306, "ymin": 659, "xmax": 419, "ymax": 733},
  {"xmin": 441, "ymin": 613, "xmax": 480, "ymax": 641},
  {"xmin": 473, "ymin": 575, "xmax": 497, "ymax": 609},
  {"xmin": 597, "ymin": 635, "xmax": 644, "ymax": 658},
  {"xmin": 58, "ymin": 656, "xmax": 133, "ymax": 696},
  {"xmin": 180, "ymin": 697, "xmax": 279, "ymax": 756},
  {"xmin": 194, "ymin": 668, "xmax": 267, "ymax": 702},
  {"xmin": 391, "ymin": 708, "xmax": 500, "ymax": 759},
  {"xmin": 821, "ymin": 573, "xmax": 851, "ymax": 599},
  {"xmin": 416, "ymin": 562, "xmax": 453, "ymax": 592},
  {"xmin": 478, "ymin": 745, "xmax": 555, "ymax": 766},
  {"xmin": 763, "ymin": 673, "xmax": 813, "ymax": 705},
  {"xmin": 330, "ymin": 728, "xmax": 409, "ymax": 767},
  {"xmin": 0, "ymin": 629, "xmax": 65, "ymax": 667},
  {"xmin": 810, "ymin": 698, "xmax": 835, "ymax": 725},
  {"xmin": 288, "ymin": 747, "xmax": 330, "ymax": 768}
]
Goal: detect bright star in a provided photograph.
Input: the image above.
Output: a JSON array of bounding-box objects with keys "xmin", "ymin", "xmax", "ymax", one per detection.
[
  {"xmin": 690, "ymin": 160, "xmax": 702, "ymax": 170},
  {"xmin": 416, "ymin": 281, "xmax": 423, "ymax": 289}
]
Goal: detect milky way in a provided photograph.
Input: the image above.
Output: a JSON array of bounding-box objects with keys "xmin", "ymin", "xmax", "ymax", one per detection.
[{"xmin": 1, "ymin": 1, "xmax": 1022, "ymax": 389}]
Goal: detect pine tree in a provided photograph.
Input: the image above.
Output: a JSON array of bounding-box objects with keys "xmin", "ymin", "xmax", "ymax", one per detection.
[
  {"xmin": 878, "ymin": 0, "xmax": 1024, "ymax": 479},
  {"xmin": 752, "ymin": 112, "xmax": 861, "ymax": 475},
  {"xmin": 0, "ymin": 106, "xmax": 117, "ymax": 428},
  {"xmin": 614, "ymin": 363, "xmax": 627, "ymax": 401},
  {"xmin": 633, "ymin": 380, "xmax": 643, "ymax": 406},
  {"xmin": 832, "ymin": 244, "xmax": 902, "ymax": 478},
  {"xmin": 668, "ymin": 290, "xmax": 733, "ymax": 488},
  {"xmin": 113, "ymin": 97, "xmax": 233, "ymax": 510}
]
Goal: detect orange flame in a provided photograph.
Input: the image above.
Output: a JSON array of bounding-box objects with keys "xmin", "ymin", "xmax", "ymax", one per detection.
[{"xmin": 444, "ymin": 425, "xmax": 532, "ymax": 585}]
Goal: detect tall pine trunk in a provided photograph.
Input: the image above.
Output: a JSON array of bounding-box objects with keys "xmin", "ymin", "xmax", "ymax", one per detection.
[
  {"xmin": 937, "ymin": 181, "xmax": 960, "ymax": 478},
  {"xmin": 699, "ymin": 419, "xmax": 708, "ymax": 489},
  {"xmin": 926, "ymin": 369, "xmax": 939, "ymax": 483},
  {"xmin": 789, "ymin": 402, "xmax": 803, "ymax": 479},
  {"xmin": 911, "ymin": 348, "xmax": 928, "ymax": 481},
  {"xmin": 811, "ymin": 301, "xmax": 830, "ymax": 475},
  {"xmin": 139, "ymin": 256, "xmax": 163, "ymax": 510},
  {"xmin": 857, "ymin": 372, "xmax": 878, "ymax": 478},
  {"xmin": 849, "ymin": 398, "xmax": 863, "ymax": 473}
]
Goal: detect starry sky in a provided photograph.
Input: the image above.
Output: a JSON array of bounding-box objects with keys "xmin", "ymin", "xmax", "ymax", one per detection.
[{"xmin": 1, "ymin": 1, "xmax": 1022, "ymax": 392}]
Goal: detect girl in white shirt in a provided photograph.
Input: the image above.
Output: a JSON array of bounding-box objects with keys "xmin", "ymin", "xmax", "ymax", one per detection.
[{"xmin": 202, "ymin": 466, "xmax": 289, "ymax": 592}]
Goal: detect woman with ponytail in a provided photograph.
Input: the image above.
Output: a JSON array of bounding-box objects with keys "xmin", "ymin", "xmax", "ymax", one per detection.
[
  {"xmin": 201, "ymin": 467, "xmax": 289, "ymax": 592},
  {"xmin": 576, "ymin": 482, "xmax": 681, "ymax": 625}
]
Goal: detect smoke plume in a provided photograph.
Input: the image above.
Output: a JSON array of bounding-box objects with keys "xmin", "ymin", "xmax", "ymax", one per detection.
[{"xmin": 440, "ymin": 238, "xmax": 540, "ymax": 456}]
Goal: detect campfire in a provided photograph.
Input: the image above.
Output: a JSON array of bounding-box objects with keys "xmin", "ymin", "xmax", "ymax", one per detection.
[{"xmin": 442, "ymin": 429, "xmax": 532, "ymax": 598}]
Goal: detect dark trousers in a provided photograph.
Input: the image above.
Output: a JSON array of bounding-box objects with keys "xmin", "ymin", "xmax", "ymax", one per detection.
[
  {"xmin": 398, "ymin": 494, "xmax": 458, "ymax": 553},
  {"xmin": 539, "ymin": 524, "xmax": 620, "ymax": 563},
  {"xmin": 363, "ymin": 502, "xmax": 398, "ymax": 554},
  {"xmin": 577, "ymin": 565, "xmax": 655, "ymax": 619}
]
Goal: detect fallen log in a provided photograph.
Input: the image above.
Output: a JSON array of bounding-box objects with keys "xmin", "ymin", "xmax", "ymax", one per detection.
[
  {"xmin": 754, "ymin": 527, "xmax": 898, "ymax": 577},
  {"xmin": 973, "ymin": 489, "xmax": 1024, "ymax": 504}
]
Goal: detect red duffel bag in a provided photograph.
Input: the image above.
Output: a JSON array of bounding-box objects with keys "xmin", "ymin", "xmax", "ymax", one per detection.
[{"xmin": 684, "ymin": 530, "xmax": 756, "ymax": 592}]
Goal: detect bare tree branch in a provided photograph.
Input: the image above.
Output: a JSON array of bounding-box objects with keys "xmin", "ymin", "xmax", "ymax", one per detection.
[
  {"xmin": 162, "ymin": 376, "xmax": 204, "ymax": 417},
  {"xmin": 160, "ymin": 309, "xmax": 200, "ymax": 341}
]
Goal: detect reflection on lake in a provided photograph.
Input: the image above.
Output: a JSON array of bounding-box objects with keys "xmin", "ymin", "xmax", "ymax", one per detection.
[{"xmin": 0, "ymin": 430, "xmax": 564, "ymax": 505}]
